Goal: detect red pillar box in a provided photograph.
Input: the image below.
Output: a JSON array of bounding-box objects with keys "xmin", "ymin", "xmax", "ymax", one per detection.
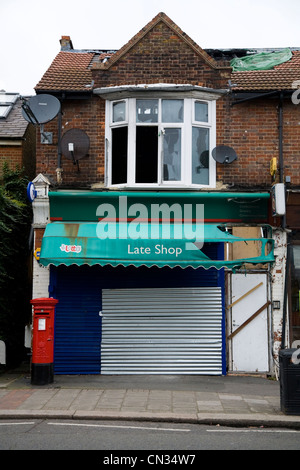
[{"xmin": 30, "ymin": 298, "xmax": 58, "ymax": 385}]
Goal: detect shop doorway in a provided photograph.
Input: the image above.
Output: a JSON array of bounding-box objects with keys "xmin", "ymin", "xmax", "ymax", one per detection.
[{"xmin": 228, "ymin": 272, "xmax": 270, "ymax": 373}]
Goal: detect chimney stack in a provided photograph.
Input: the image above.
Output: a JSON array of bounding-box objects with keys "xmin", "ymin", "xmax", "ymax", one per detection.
[{"xmin": 60, "ymin": 36, "xmax": 74, "ymax": 51}]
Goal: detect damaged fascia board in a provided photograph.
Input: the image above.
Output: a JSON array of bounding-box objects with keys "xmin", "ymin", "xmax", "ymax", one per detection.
[{"xmin": 93, "ymin": 83, "xmax": 229, "ymax": 100}]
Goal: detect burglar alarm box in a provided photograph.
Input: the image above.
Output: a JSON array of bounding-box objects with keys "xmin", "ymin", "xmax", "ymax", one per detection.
[{"xmin": 272, "ymin": 183, "xmax": 286, "ymax": 216}]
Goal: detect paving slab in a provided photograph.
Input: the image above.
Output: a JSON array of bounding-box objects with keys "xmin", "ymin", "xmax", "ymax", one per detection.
[{"xmin": 1, "ymin": 369, "xmax": 300, "ymax": 428}]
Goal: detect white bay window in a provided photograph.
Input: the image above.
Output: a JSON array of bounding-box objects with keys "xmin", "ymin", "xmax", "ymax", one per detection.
[{"xmin": 95, "ymin": 84, "xmax": 223, "ymax": 188}]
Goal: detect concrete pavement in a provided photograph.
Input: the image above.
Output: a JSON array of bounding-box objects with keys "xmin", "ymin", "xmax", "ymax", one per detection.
[{"xmin": 1, "ymin": 367, "xmax": 300, "ymax": 428}]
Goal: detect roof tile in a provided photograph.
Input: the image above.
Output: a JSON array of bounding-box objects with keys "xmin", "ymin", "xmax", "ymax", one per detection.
[
  {"xmin": 231, "ymin": 50, "xmax": 300, "ymax": 91},
  {"xmin": 35, "ymin": 51, "xmax": 96, "ymax": 92}
]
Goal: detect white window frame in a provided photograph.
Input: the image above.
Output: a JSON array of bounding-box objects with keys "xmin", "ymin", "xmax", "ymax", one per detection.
[{"xmin": 103, "ymin": 89, "xmax": 217, "ymax": 189}]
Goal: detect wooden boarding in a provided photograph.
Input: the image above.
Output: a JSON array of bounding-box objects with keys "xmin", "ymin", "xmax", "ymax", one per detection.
[
  {"xmin": 228, "ymin": 301, "xmax": 271, "ymax": 340},
  {"xmin": 226, "ymin": 282, "xmax": 263, "ymax": 310}
]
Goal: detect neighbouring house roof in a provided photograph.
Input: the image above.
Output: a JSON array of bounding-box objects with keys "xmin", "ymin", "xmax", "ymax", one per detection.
[{"xmin": 0, "ymin": 94, "xmax": 29, "ymax": 139}]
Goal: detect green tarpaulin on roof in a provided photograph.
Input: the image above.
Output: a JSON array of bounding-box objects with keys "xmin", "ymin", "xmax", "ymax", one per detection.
[{"xmin": 231, "ymin": 48, "xmax": 292, "ymax": 72}]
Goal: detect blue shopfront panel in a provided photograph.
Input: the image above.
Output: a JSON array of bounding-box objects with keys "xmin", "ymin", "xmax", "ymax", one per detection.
[{"xmin": 49, "ymin": 242, "xmax": 225, "ymax": 374}]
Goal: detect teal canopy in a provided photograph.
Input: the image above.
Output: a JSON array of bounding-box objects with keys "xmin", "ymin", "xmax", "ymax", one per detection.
[{"xmin": 39, "ymin": 222, "xmax": 274, "ymax": 270}]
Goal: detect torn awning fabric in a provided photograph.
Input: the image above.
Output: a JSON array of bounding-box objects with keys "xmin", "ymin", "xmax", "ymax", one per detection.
[{"xmin": 39, "ymin": 222, "xmax": 275, "ymax": 270}]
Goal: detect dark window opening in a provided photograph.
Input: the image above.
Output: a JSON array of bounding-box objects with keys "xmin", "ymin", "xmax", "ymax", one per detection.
[
  {"xmin": 135, "ymin": 126, "xmax": 158, "ymax": 183},
  {"xmin": 112, "ymin": 127, "xmax": 128, "ymax": 185}
]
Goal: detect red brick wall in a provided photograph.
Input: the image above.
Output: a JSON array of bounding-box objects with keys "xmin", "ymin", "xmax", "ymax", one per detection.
[
  {"xmin": 35, "ymin": 20, "xmax": 300, "ymax": 190},
  {"xmin": 34, "ymin": 228, "xmax": 44, "ymax": 251},
  {"xmin": 0, "ymin": 124, "xmax": 36, "ymax": 178},
  {"xmin": 36, "ymin": 97, "xmax": 105, "ymax": 186},
  {"xmin": 216, "ymin": 97, "xmax": 278, "ymax": 188},
  {"xmin": 35, "ymin": 21, "xmax": 231, "ymax": 188},
  {"xmin": 92, "ymin": 22, "xmax": 228, "ymax": 90},
  {"xmin": 217, "ymin": 95, "xmax": 300, "ymax": 188},
  {"xmin": 280, "ymin": 98, "xmax": 300, "ymax": 186},
  {"xmin": 0, "ymin": 144, "xmax": 23, "ymax": 175}
]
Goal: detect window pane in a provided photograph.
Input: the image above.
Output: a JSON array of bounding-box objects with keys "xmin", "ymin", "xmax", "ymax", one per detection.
[
  {"xmin": 136, "ymin": 99, "xmax": 158, "ymax": 123},
  {"xmin": 0, "ymin": 94, "xmax": 18, "ymax": 104},
  {"xmin": 192, "ymin": 127, "xmax": 209, "ymax": 185},
  {"xmin": 111, "ymin": 127, "xmax": 128, "ymax": 184},
  {"xmin": 163, "ymin": 128, "xmax": 181, "ymax": 181},
  {"xmin": 136, "ymin": 126, "xmax": 158, "ymax": 183},
  {"xmin": 0, "ymin": 105, "xmax": 10, "ymax": 118},
  {"xmin": 195, "ymin": 101, "xmax": 208, "ymax": 122},
  {"xmin": 162, "ymin": 100, "xmax": 183, "ymax": 123},
  {"xmin": 113, "ymin": 101, "xmax": 126, "ymax": 122}
]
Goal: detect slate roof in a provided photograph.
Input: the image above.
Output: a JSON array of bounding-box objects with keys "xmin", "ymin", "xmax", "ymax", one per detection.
[{"xmin": 0, "ymin": 97, "xmax": 29, "ymax": 139}]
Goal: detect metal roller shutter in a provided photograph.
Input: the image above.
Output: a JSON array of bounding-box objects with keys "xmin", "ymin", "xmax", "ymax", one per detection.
[{"xmin": 101, "ymin": 287, "xmax": 223, "ymax": 375}]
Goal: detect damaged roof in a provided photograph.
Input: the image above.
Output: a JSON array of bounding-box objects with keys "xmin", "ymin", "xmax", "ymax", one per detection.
[
  {"xmin": 34, "ymin": 12, "xmax": 300, "ymax": 94},
  {"xmin": 35, "ymin": 12, "xmax": 224, "ymax": 94},
  {"xmin": 35, "ymin": 49, "xmax": 115, "ymax": 93},
  {"xmin": 231, "ymin": 49, "xmax": 300, "ymax": 91}
]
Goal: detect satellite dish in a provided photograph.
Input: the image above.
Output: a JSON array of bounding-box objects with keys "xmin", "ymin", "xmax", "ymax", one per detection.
[
  {"xmin": 61, "ymin": 129, "xmax": 90, "ymax": 167},
  {"xmin": 212, "ymin": 145, "xmax": 237, "ymax": 164},
  {"xmin": 21, "ymin": 94, "xmax": 61, "ymax": 124}
]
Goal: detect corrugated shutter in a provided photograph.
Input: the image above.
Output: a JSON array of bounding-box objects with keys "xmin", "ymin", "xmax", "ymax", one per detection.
[{"xmin": 101, "ymin": 287, "xmax": 223, "ymax": 375}]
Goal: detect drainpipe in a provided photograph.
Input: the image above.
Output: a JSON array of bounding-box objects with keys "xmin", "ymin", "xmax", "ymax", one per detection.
[
  {"xmin": 278, "ymin": 92, "xmax": 284, "ymax": 185},
  {"xmin": 56, "ymin": 94, "xmax": 64, "ymax": 184},
  {"xmin": 281, "ymin": 233, "xmax": 291, "ymax": 349},
  {"xmin": 57, "ymin": 110, "xmax": 62, "ymax": 168},
  {"xmin": 278, "ymin": 92, "xmax": 290, "ymax": 350}
]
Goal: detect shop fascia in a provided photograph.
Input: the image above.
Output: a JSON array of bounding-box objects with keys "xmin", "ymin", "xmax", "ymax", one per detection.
[{"xmin": 96, "ymin": 195, "xmax": 204, "ymax": 242}]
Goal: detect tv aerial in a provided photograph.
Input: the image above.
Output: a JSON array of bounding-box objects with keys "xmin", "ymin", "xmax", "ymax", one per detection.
[
  {"xmin": 60, "ymin": 128, "xmax": 90, "ymax": 171},
  {"xmin": 21, "ymin": 94, "xmax": 61, "ymax": 143},
  {"xmin": 212, "ymin": 145, "xmax": 237, "ymax": 164}
]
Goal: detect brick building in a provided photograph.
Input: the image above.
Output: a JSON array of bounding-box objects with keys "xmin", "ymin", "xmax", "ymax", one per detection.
[
  {"xmin": 0, "ymin": 92, "xmax": 36, "ymax": 178},
  {"xmin": 30, "ymin": 13, "xmax": 300, "ymax": 376}
]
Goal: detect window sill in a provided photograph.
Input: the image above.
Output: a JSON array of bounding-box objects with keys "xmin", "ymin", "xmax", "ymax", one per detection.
[{"xmin": 103, "ymin": 184, "xmax": 217, "ymax": 191}]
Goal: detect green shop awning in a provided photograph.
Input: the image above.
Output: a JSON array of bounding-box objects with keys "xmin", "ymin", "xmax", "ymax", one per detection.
[{"xmin": 39, "ymin": 222, "xmax": 274, "ymax": 270}]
